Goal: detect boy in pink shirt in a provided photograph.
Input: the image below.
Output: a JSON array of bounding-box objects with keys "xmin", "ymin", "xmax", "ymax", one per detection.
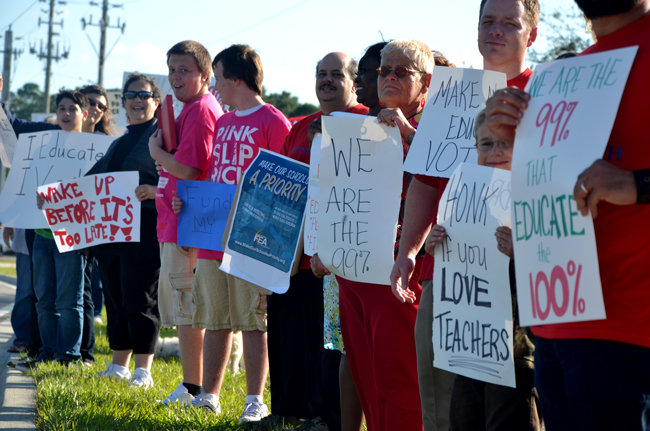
[
  {"xmin": 173, "ymin": 44, "xmax": 291, "ymax": 421},
  {"xmin": 148, "ymin": 40, "xmax": 223, "ymax": 401}
]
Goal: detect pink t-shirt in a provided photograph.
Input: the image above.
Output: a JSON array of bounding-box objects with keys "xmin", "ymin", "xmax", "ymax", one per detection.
[
  {"xmin": 156, "ymin": 93, "xmax": 223, "ymax": 243},
  {"xmin": 197, "ymin": 103, "xmax": 292, "ymax": 260}
]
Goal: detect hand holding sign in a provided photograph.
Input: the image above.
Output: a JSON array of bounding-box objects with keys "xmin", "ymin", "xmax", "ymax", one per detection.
[
  {"xmin": 484, "ymin": 87, "xmax": 531, "ymax": 143},
  {"xmin": 573, "ymin": 159, "xmax": 636, "ymax": 218}
]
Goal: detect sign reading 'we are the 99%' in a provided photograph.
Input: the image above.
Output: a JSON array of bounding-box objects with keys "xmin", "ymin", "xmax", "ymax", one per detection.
[{"xmin": 511, "ymin": 46, "xmax": 637, "ymax": 326}]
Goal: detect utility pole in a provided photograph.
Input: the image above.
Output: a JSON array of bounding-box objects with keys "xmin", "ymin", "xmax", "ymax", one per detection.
[
  {"xmin": 82, "ymin": 0, "xmax": 125, "ymax": 87},
  {"xmin": 30, "ymin": 0, "xmax": 69, "ymax": 113},
  {"xmin": 0, "ymin": 26, "xmax": 24, "ymax": 106}
]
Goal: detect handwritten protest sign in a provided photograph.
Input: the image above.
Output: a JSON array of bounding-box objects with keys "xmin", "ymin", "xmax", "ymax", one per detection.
[
  {"xmin": 318, "ymin": 116, "xmax": 402, "ymax": 285},
  {"xmin": 403, "ymin": 67, "xmax": 506, "ymax": 178},
  {"xmin": 432, "ymin": 163, "xmax": 515, "ymax": 387},
  {"xmin": 0, "ymin": 131, "xmax": 114, "ymax": 228},
  {"xmin": 221, "ymin": 149, "xmax": 309, "ymax": 293},
  {"xmin": 512, "ymin": 47, "xmax": 637, "ymax": 326},
  {"xmin": 0, "ymin": 107, "xmax": 18, "ymax": 167},
  {"xmin": 304, "ymin": 134, "xmax": 321, "ymax": 256},
  {"xmin": 177, "ymin": 180, "xmax": 236, "ymax": 251},
  {"xmin": 117, "ymin": 72, "xmax": 228, "ymax": 126},
  {"xmin": 36, "ymin": 172, "xmax": 140, "ymax": 252}
]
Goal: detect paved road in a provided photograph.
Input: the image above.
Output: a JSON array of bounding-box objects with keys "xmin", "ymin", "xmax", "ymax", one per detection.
[{"xmin": 0, "ymin": 275, "xmax": 17, "ymax": 320}]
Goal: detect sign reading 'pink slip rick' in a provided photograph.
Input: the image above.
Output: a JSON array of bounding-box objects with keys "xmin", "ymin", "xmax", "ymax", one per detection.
[
  {"xmin": 512, "ymin": 46, "xmax": 637, "ymax": 326},
  {"xmin": 37, "ymin": 171, "xmax": 141, "ymax": 252}
]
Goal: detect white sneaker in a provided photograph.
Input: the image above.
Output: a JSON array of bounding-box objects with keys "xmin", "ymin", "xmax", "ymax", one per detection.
[
  {"xmin": 160, "ymin": 382, "xmax": 195, "ymax": 405},
  {"xmin": 93, "ymin": 316, "xmax": 103, "ymax": 324},
  {"xmin": 190, "ymin": 392, "xmax": 221, "ymax": 414},
  {"xmin": 129, "ymin": 367, "xmax": 154, "ymax": 388},
  {"xmin": 95, "ymin": 362, "xmax": 131, "ymax": 380},
  {"xmin": 239, "ymin": 401, "xmax": 268, "ymax": 423}
]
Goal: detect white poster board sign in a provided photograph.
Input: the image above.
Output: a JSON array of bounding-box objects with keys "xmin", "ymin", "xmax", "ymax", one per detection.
[
  {"xmin": 318, "ymin": 116, "xmax": 402, "ymax": 285},
  {"xmin": 117, "ymin": 72, "xmax": 228, "ymax": 126},
  {"xmin": 512, "ymin": 46, "xmax": 637, "ymax": 326},
  {"xmin": 0, "ymin": 130, "xmax": 114, "ymax": 228},
  {"xmin": 304, "ymin": 134, "xmax": 321, "ymax": 256},
  {"xmin": 404, "ymin": 67, "xmax": 506, "ymax": 178},
  {"xmin": 433, "ymin": 163, "xmax": 515, "ymax": 387},
  {"xmin": 0, "ymin": 108, "xmax": 18, "ymax": 167},
  {"xmin": 37, "ymin": 172, "xmax": 140, "ymax": 252}
]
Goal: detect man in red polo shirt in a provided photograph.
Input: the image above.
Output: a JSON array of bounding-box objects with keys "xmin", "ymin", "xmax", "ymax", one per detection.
[
  {"xmin": 484, "ymin": 0, "xmax": 650, "ymax": 429},
  {"xmin": 389, "ymin": 1, "xmax": 540, "ymax": 430},
  {"xmin": 264, "ymin": 52, "xmax": 367, "ymax": 431}
]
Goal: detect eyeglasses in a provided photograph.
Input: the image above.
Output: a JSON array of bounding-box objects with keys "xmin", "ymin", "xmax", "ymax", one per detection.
[
  {"xmin": 88, "ymin": 98, "xmax": 107, "ymax": 112},
  {"xmin": 376, "ymin": 66, "xmax": 424, "ymax": 78},
  {"xmin": 476, "ymin": 140, "xmax": 513, "ymax": 152},
  {"xmin": 123, "ymin": 91, "xmax": 154, "ymax": 100}
]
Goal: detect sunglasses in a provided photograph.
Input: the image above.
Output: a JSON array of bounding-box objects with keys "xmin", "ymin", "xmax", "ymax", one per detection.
[
  {"xmin": 88, "ymin": 98, "xmax": 108, "ymax": 111},
  {"xmin": 476, "ymin": 141, "xmax": 513, "ymax": 152},
  {"xmin": 123, "ymin": 91, "xmax": 154, "ymax": 100},
  {"xmin": 377, "ymin": 66, "xmax": 424, "ymax": 78}
]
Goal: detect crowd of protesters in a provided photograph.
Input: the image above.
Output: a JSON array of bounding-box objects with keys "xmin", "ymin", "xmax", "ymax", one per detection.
[{"xmin": 1, "ymin": 0, "xmax": 649, "ymax": 430}]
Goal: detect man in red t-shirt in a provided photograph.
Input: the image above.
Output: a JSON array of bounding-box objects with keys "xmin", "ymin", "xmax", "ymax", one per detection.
[
  {"xmin": 484, "ymin": 1, "xmax": 650, "ymax": 429},
  {"xmin": 265, "ymin": 52, "xmax": 367, "ymax": 431},
  {"xmin": 390, "ymin": 2, "xmax": 540, "ymax": 430}
]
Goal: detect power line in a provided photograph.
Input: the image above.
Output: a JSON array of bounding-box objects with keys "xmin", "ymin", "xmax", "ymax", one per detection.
[{"xmin": 0, "ymin": 1, "xmax": 39, "ymax": 31}]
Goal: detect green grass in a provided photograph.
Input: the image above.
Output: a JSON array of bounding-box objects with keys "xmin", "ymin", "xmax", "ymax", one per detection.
[
  {"xmin": 30, "ymin": 319, "xmax": 272, "ymax": 431},
  {"xmin": 0, "ymin": 256, "xmax": 17, "ymax": 278}
]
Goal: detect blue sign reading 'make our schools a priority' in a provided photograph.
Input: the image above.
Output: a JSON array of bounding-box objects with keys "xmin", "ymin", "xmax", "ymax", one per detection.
[{"xmin": 227, "ymin": 149, "xmax": 309, "ymax": 273}]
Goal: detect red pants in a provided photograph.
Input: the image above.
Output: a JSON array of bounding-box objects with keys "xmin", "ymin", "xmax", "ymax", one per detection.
[{"xmin": 339, "ymin": 274, "xmax": 423, "ymax": 431}]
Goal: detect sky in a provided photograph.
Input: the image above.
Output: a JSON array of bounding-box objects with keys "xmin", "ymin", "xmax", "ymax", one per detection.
[{"xmin": 1, "ymin": 0, "xmax": 580, "ymax": 108}]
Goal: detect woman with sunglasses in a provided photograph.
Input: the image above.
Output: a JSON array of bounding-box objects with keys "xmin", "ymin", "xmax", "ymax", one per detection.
[
  {"xmin": 80, "ymin": 84, "xmax": 115, "ymax": 136},
  {"xmin": 335, "ymin": 40, "xmax": 435, "ymax": 431},
  {"xmin": 88, "ymin": 72, "xmax": 164, "ymax": 388}
]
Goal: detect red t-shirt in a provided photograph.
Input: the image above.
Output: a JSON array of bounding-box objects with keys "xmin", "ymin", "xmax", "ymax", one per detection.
[
  {"xmin": 416, "ymin": 70, "xmax": 531, "ymax": 281},
  {"xmin": 156, "ymin": 93, "xmax": 223, "ymax": 243},
  {"xmin": 197, "ymin": 104, "xmax": 292, "ymax": 260},
  {"xmin": 507, "ymin": 68, "xmax": 532, "ymax": 90},
  {"xmin": 280, "ymin": 104, "xmax": 370, "ymax": 268},
  {"xmin": 533, "ymin": 12, "xmax": 650, "ymax": 348}
]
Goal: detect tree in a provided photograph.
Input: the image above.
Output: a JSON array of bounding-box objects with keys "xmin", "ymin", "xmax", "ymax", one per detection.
[
  {"xmin": 262, "ymin": 87, "xmax": 319, "ymax": 118},
  {"xmin": 527, "ymin": 6, "xmax": 595, "ymax": 65}
]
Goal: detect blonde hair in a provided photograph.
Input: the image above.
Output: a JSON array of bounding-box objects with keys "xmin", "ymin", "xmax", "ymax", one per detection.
[{"xmin": 381, "ymin": 40, "xmax": 435, "ymax": 74}]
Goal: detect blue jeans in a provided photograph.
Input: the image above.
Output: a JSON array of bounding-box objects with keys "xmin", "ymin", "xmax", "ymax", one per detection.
[
  {"xmin": 32, "ymin": 235, "xmax": 85, "ymax": 362},
  {"xmin": 11, "ymin": 252, "xmax": 33, "ymax": 347},
  {"xmin": 535, "ymin": 336, "xmax": 650, "ymax": 431}
]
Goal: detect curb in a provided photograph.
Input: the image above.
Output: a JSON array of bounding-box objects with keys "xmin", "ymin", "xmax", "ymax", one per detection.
[{"xmin": 0, "ymin": 288, "xmax": 36, "ymax": 430}]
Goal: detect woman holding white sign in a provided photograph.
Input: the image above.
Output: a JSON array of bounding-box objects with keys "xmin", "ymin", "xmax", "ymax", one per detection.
[
  {"xmin": 332, "ymin": 39, "xmax": 434, "ymax": 431},
  {"xmin": 89, "ymin": 73, "xmax": 163, "ymax": 388}
]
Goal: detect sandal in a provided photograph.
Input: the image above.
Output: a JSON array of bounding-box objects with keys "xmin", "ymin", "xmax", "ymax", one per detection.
[{"xmin": 7, "ymin": 345, "xmax": 28, "ymax": 354}]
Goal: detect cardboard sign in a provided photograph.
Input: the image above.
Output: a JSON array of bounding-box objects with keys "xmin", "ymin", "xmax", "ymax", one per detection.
[
  {"xmin": 403, "ymin": 67, "xmax": 506, "ymax": 178},
  {"xmin": 0, "ymin": 108, "xmax": 18, "ymax": 167},
  {"xmin": 512, "ymin": 46, "xmax": 637, "ymax": 326},
  {"xmin": 318, "ymin": 116, "xmax": 402, "ymax": 285},
  {"xmin": 0, "ymin": 131, "xmax": 114, "ymax": 228},
  {"xmin": 117, "ymin": 72, "xmax": 228, "ymax": 126},
  {"xmin": 304, "ymin": 134, "xmax": 322, "ymax": 256},
  {"xmin": 432, "ymin": 163, "xmax": 515, "ymax": 387},
  {"xmin": 221, "ymin": 149, "xmax": 309, "ymax": 293},
  {"xmin": 37, "ymin": 172, "xmax": 140, "ymax": 252},
  {"xmin": 177, "ymin": 180, "xmax": 237, "ymax": 252}
]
